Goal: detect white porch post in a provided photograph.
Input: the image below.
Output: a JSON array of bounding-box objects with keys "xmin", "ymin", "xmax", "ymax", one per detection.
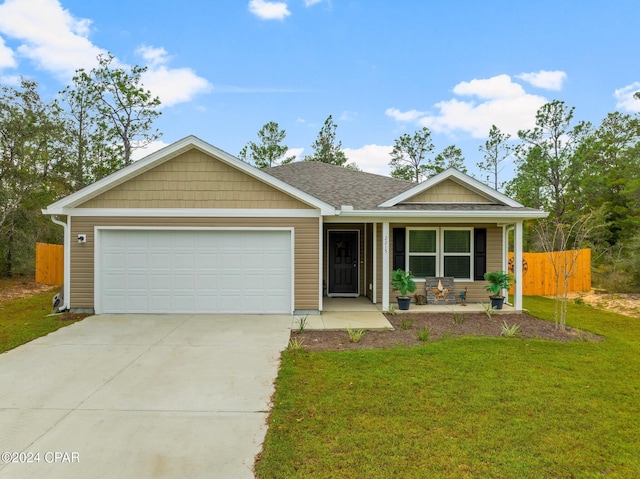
[
  {"xmin": 514, "ymin": 221, "xmax": 524, "ymax": 311},
  {"xmin": 382, "ymin": 221, "xmax": 390, "ymax": 312},
  {"xmin": 372, "ymin": 223, "xmax": 377, "ymax": 304}
]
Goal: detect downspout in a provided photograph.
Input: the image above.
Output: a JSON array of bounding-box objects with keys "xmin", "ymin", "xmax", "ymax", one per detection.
[{"xmin": 50, "ymin": 215, "xmax": 70, "ymax": 311}]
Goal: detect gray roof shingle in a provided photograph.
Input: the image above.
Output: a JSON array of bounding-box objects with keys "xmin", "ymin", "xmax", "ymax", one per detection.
[
  {"xmin": 265, "ymin": 161, "xmax": 542, "ymax": 215},
  {"xmin": 265, "ymin": 161, "xmax": 413, "ymax": 209}
]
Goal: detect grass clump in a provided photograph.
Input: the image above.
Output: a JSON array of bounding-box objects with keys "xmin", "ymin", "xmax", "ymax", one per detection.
[
  {"xmin": 416, "ymin": 326, "xmax": 431, "ymax": 342},
  {"xmin": 294, "ymin": 315, "xmax": 308, "ymax": 333},
  {"xmin": 500, "ymin": 320, "xmax": 521, "ymax": 337},
  {"xmin": 346, "ymin": 327, "xmax": 366, "ymax": 343},
  {"xmin": 399, "ymin": 318, "xmax": 415, "ymax": 330},
  {"xmin": 452, "ymin": 311, "xmax": 465, "ymax": 325},
  {"xmin": 286, "ymin": 337, "xmax": 305, "ymax": 351}
]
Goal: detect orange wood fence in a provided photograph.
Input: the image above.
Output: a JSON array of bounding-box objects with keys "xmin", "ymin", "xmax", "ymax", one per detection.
[
  {"xmin": 508, "ymin": 249, "xmax": 591, "ymax": 296},
  {"xmin": 35, "ymin": 243, "xmax": 64, "ymax": 285}
]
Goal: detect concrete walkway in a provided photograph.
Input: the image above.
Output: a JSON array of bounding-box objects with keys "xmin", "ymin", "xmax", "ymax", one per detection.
[
  {"xmin": 294, "ymin": 297, "xmax": 394, "ymax": 331},
  {"xmin": 0, "ymin": 314, "xmax": 291, "ymax": 479}
]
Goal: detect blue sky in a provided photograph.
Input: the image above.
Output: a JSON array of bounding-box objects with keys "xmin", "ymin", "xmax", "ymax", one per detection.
[{"xmin": 0, "ymin": 0, "xmax": 639, "ymax": 181}]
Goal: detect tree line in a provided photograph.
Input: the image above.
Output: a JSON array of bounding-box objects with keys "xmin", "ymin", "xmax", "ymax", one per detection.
[
  {"xmin": 0, "ymin": 53, "xmax": 161, "ymax": 277},
  {"xmin": 240, "ymin": 97, "xmax": 640, "ymax": 292},
  {"xmin": 1, "ymin": 59, "xmax": 639, "ymax": 292}
]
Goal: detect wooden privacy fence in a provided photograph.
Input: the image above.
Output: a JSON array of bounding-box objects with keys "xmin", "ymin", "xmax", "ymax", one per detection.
[
  {"xmin": 508, "ymin": 249, "xmax": 591, "ymax": 296},
  {"xmin": 35, "ymin": 242, "xmax": 64, "ymax": 285}
]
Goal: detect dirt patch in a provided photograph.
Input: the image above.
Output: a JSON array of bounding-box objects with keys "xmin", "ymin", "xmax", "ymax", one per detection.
[
  {"xmin": 569, "ymin": 292, "xmax": 640, "ymax": 318},
  {"xmin": 0, "ymin": 278, "xmax": 59, "ymax": 302},
  {"xmin": 293, "ymin": 312, "xmax": 602, "ymax": 352}
]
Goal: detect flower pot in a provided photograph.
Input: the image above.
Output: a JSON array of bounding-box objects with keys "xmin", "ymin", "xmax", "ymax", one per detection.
[
  {"xmin": 397, "ymin": 296, "xmax": 412, "ymax": 310},
  {"xmin": 490, "ymin": 296, "xmax": 505, "ymax": 310}
]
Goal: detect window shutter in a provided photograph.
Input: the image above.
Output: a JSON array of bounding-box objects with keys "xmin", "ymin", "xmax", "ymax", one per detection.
[
  {"xmin": 393, "ymin": 228, "xmax": 406, "ymax": 271},
  {"xmin": 474, "ymin": 228, "xmax": 487, "ymax": 280}
]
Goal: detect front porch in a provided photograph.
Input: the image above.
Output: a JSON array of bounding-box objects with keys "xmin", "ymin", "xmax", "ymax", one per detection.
[{"xmin": 293, "ymin": 297, "xmax": 515, "ymax": 331}]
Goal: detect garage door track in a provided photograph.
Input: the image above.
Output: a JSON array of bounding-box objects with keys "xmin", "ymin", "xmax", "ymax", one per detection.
[{"xmin": 0, "ymin": 314, "xmax": 291, "ymax": 478}]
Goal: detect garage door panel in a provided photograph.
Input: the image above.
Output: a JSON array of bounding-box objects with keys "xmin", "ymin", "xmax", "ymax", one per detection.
[{"xmin": 98, "ymin": 230, "xmax": 291, "ymax": 314}]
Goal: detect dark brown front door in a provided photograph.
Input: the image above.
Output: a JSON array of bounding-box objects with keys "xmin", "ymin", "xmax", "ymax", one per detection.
[{"xmin": 328, "ymin": 231, "xmax": 359, "ymax": 295}]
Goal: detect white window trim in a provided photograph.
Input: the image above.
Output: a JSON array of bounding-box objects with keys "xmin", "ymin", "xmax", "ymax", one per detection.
[
  {"xmin": 406, "ymin": 227, "xmax": 439, "ymax": 279},
  {"xmin": 441, "ymin": 227, "xmax": 474, "ymax": 282},
  {"xmin": 406, "ymin": 227, "xmax": 474, "ymax": 281}
]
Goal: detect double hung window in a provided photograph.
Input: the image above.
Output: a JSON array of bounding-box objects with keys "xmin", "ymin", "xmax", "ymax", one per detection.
[{"xmin": 407, "ymin": 228, "xmax": 473, "ymax": 280}]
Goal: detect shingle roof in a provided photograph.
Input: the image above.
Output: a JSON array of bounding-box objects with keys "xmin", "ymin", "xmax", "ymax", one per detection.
[{"xmin": 265, "ymin": 161, "xmax": 414, "ymax": 210}]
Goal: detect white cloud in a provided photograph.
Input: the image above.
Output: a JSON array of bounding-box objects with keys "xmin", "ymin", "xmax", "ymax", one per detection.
[
  {"xmin": 131, "ymin": 140, "xmax": 170, "ymax": 162},
  {"xmin": 453, "ymin": 74, "xmax": 526, "ymax": 99},
  {"xmin": 136, "ymin": 45, "xmax": 170, "ymax": 68},
  {"xmin": 614, "ymin": 82, "xmax": 640, "ymax": 112},
  {"xmin": 136, "ymin": 46, "xmax": 212, "ymax": 107},
  {"xmin": 387, "ymin": 74, "xmax": 548, "ymax": 138},
  {"xmin": 0, "ymin": 0, "xmax": 104, "ymax": 78},
  {"xmin": 285, "ymin": 147, "xmax": 304, "ymax": 160},
  {"xmin": 343, "ymin": 144, "xmax": 393, "ymax": 176},
  {"xmin": 305, "ymin": 0, "xmax": 322, "ymax": 6},
  {"xmin": 339, "ymin": 110, "xmax": 357, "ymax": 121},
  {"xmin": 0, "ymin": 36, "xmax": 16, "ymax": 69},
  {"xmin": 385, "ymin": 107, "xmax": 426, "ymax": 122},
  {"xmin": 516, "ymin": 70, "xmax": 567, "ymax": 90},
  {"xmin": 248, "ymin": 0, "xmax": 291, "ymax": 20}
]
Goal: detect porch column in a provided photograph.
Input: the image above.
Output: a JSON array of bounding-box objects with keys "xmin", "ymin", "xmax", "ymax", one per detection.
[
  {"xmin": 382, "ymin": 221, "xmax": 390, "ymax": 312},
  {"xmin": 514, "ymin": 221, "xmax": 524, "ymax": 311}
]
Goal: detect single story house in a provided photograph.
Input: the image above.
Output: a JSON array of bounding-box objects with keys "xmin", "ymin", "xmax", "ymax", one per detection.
[{"xmin": 43, "ymin": 136, "xmax": 547, "ymax": 315}]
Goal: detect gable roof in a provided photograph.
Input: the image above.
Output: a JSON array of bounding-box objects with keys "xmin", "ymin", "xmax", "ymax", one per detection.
[
  {"xmin": 43, "ymin": 136, "xmax": 336, "ymax": 215},
  {"xmin": 266, "ymin": 163, "xmax": 546, "ymax": 219},
  {"xmin": 265, "ymin": 161, "xmax": 413, "ymax": 210},
  {"xmin": 379, "ymin": 168, "xmax": 522, "ymax": 207}
]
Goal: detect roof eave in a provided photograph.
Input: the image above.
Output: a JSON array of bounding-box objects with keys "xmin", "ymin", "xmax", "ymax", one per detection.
[{"xmin": 334, "ymin": 209, "xmax": 549, "ymax": 220}]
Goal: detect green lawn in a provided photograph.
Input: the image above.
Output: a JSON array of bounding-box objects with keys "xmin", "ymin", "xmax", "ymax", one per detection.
[
  {"xmin": 256, "ymin": 297, "xmax": 640, "ymax": 478},
  {"xmin": 0, "ymin": 289, "xmax": 84, "ymax": 354}
]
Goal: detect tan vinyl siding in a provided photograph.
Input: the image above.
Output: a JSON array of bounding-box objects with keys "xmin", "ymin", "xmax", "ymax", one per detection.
[
  {"xmin": 78, "ymin": 149, "xmax": 310, "ymax": 209},
  {"xmin": 70, "ymin": 216, "xmax": 319, "ymax": 311},
  {"xmin": 387, "ymin": 224, "xmax": 503, "ymax": 305},
  {"xmin": 405, "ymin": 179, "xmax": 492, "ymax": 203}
]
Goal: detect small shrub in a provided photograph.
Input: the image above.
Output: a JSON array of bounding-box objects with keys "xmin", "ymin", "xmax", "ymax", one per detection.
[
  {"xmin": 388, "ymin": 305, "xmax": 397, "ymax": 315},
  {"xmin": 400, "ymin": 318, "xmax": 415, "ymax": 330},
  {"xmin": 500, "ymin": 321, "xmax": 521, "ymax": 338},
  {"xmin": 574, "ymin": 297, "xmax": 585, "ymax": 305},
  {"xmin": 416, "ymin": 326, "xmax": 431, "ymax": 342},
  {"xmin": 347, "ymin": 327, "xmax": 366, "ymax": 343},
  {"xmin": 286, "ymin": 337, "xmax": 305, "ymax": 351},
  {"xmin": 452, "ymin": 312, "xmax": 465, "ymax": 325},
  {"xmin": 295, "ymin": 315, "xmax": 309, "ymax": 333},
  {"xmin": 481, "ymin": 302, "xmax": 495, "ymax": 319}
]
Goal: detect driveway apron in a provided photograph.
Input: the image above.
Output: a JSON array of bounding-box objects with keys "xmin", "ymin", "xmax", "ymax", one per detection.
[{"xmin": 0, "ymin": 314, "xmax": 291, "ymax": 478}]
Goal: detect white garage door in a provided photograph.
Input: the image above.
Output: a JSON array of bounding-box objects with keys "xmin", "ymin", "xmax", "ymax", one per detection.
[{"xmin": 97, "ymin": 229, "xmax": 292, "ymax": 314}]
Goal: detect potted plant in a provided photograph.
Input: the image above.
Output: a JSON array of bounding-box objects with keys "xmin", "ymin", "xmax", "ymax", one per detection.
[
  {"xmin": 391, "ymin": 269, "xmax": 417, "ymax": 310},
  {"xmin": 483, "ymin": 271, "xmax": 513, "ymax": 310}
]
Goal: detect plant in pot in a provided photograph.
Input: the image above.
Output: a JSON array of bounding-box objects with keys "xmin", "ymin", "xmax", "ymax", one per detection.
[
  {"xmin": 391, "ymin": 269, "xmax": 417, "ymax": 310},
  {"xmin": 483, "ymin": 271, "xmax": 513, "ymax": 310}
]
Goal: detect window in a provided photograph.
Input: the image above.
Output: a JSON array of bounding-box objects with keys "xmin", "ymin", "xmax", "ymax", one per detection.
[
  {"xmin": 407, "ymin": 228, "xmax": 473, "ymax": 280},
  {"xmin": 408, "ymin": 229, "xmax": 437, "ymax": 277}
]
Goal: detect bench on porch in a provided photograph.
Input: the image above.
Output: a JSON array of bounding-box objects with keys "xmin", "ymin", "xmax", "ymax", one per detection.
[{"xmin": 424, "ymin": 277, "xmax": 456, "ymax": 305}]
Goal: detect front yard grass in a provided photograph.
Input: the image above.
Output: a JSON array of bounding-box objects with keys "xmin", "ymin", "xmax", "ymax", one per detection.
[
  {"xmin": 255, "ymin": 297, "xmax": 640, "ymax": 478},
  {"xmin": 0, "ymin": 288, "xmax": 84, "ymax": 354}
]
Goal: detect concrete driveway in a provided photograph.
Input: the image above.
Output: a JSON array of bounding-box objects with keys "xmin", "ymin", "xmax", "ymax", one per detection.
[{"xmin": 0, "ymin": 314, "xmax": 291, "ymax": 478}]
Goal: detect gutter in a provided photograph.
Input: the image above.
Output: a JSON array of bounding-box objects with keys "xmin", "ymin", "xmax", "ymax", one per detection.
[{"xmin": 49, "ymin": 215, "xmax": 70, "ymax": 311}]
